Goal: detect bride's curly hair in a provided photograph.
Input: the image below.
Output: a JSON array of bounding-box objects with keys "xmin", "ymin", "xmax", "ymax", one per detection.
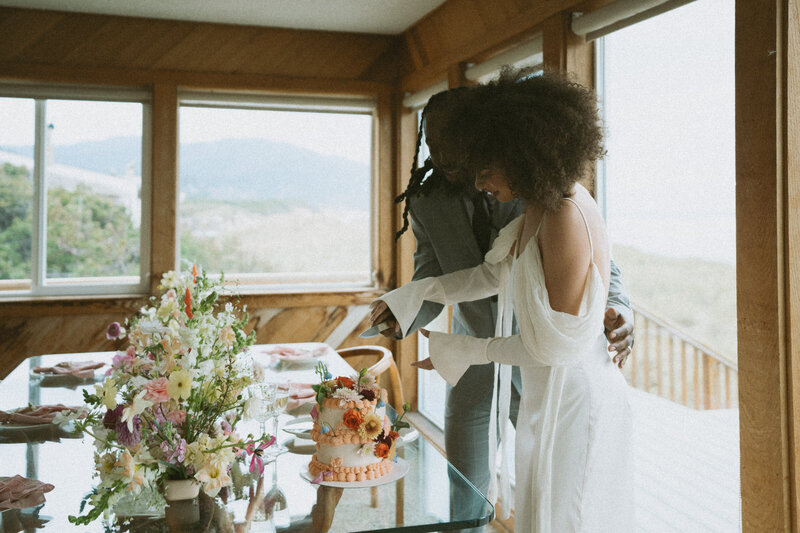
[{"xmin": 454, "ymin": 68, "xmax": 605, "ymax": 210}]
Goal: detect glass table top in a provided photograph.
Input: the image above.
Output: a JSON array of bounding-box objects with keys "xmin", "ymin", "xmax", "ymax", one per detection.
[{"xmin": 0, "ymin": 348, "xmax": 493, "ymax": 532}]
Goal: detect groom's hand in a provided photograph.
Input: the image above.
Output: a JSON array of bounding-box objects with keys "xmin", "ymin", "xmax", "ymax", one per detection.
[
  {"xmin": 604, "ymin": 308, "xmax": 633, "ymax": 369},
  {"xmin": 369, "ymin": 301, "xmax": 400, "ymax": 338}
]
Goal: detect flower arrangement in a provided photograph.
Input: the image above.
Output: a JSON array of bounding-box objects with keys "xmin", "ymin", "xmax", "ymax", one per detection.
[
  {"xmin": 310, "ymin": 362, "xmax": 409, "ymax": 462},
  {"xmin": 68, "ymin": 265, "xmax": 273, "ymax": 525}
]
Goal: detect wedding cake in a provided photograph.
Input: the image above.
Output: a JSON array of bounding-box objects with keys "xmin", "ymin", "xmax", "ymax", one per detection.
[{"xmin": 308, "ymin": 365, "xmax": 400, "ymax": 482}]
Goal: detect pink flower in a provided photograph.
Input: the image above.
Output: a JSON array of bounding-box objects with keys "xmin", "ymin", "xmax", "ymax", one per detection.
[
  {"xmin": 166, "ymin": 409, "xmax": 186, "ymax": 426},
  {"xmin": 310, "ymin": 404, "xmax": 319, "ymax": 421},
  {"xmin": 106, "ymin": 322, "xmax": 122, "ymax": 340},
  {"xmin": 144, "ymin": 377, "xmax": 170, "ymax": 403},
  {"xmin": 111, "ymin": 348, "xmax": 135, "ymax": 372},
  {"xmin": 246, "ymin": 436, "xmax": 277, "ymax": 476}
]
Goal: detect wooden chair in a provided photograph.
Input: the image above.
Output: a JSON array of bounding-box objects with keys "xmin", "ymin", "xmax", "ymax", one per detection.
[
  {"xmin": 336, "ymin": 345, "xmax": 405, "ymax": 411},
  {"xmin": 336, "ymin": 344, "xmax": 405, "ymax": 519}
]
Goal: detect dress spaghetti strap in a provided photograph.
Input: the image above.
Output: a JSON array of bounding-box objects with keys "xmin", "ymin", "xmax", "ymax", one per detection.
[{"xmin": 562, "ymin": 197, "xmax": 594, "ymax": 259}]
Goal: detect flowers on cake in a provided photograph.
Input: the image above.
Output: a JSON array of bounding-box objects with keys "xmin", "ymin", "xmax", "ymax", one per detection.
[
  {"xmin": 68, "ymin": 265, "xmax": 274, "ymax": 525},
  {"xmin": 342, "ymin": 408, "xmax": 363, "ymax": 429},
  {"xmin": 358, "ymin": 413, "xmax": 383, "ymax": 440},
  {"xmin": 311, "ymin": 362, "xmax": 409, "ymax": 461}
]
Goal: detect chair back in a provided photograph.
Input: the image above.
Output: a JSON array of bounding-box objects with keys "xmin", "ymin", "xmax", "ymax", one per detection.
[{"xmin": 336, "ymin": 345, "xmax": 405, "ymax": 411}]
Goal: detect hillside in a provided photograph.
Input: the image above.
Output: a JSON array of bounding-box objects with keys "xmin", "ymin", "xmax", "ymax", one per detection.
[
  {"xmin": 0, "ymin": 136, "xmax": 370, "ymax": 210},
  {"xmin": 613, "ymin": 244, "xmax": 737, "ymax": 362}
]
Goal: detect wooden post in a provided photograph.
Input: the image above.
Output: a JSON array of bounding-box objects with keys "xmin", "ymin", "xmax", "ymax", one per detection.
[
  {"xmin": 150, "ymin": 83, "xmax": 178, "ymax": 295},
  {"xmin": 736, "ymin": 0, "xmax": 798, "ymax": 528},
  {"xmin": 656, "ymin": 327, "xmax": 663, "ymax": 397},
  {"xmin": 641, "ymin": 317, "xmax": 649, "ymax": 393},
  {"xmin": 681, "ymin": 342, "xmax": 687, "ymax": 407},
  {"xmin": 693, "ymin": 347, "xmax": 700, "ymax": 410},
  {"xmin": 668, "ymin": 335, "xmax": 675, "ymax": 402}
]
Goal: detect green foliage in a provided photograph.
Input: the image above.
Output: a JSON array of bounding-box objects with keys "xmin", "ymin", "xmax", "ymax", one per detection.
[
  {"xmin": 0, "ymin": 162, "xmax": 140, "ymax": 279},
  {"xmin": 0, "ymin": 163, "xmax": 33, "ymax": 279}
]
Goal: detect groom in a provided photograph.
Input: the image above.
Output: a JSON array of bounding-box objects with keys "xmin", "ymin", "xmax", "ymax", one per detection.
[{"xmin": 372, "ymin": 87, "xmax": 634, "ymax": 532}]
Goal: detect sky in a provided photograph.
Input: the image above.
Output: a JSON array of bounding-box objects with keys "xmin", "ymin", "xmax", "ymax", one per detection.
[
  {"xmin": 602, "ymin": 0, "xmax": 735, "ymax": 263},
  {"xmin": 0, "ymin": 98, "xmax": 373, "ymax": 165}
]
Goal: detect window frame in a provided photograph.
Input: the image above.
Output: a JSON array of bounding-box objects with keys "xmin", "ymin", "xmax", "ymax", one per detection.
[
  {"xmin": 176, "ymin": 90, "xmax": 378, "ymax": 293},
  {"xmin": 0, "ymin": 83, "xmax": 152, "ymax": 298}
]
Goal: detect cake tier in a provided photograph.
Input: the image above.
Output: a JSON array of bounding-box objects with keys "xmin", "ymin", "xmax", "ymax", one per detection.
[{"xmin": 309, "ymin": 453, "xmax": 393, "ymax": 482}]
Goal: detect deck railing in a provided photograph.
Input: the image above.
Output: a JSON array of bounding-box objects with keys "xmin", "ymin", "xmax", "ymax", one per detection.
[{"xmin": 625, "ymin": 305, "xmax": 738, "ymax": 409}]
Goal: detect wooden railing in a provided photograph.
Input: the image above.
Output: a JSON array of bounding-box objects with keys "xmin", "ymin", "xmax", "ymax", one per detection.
[{"xmin": 625, "ymin": 305, "xmax": 738, "ymax": 410}]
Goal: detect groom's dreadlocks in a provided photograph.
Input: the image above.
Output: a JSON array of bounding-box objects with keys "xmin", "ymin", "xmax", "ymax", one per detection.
[{"xmin": 394, "ymin": 87, "xmax": 471, "ymax": 242}]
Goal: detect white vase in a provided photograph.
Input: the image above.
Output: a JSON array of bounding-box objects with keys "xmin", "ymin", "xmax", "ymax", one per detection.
[{"xmin": 163, "ymin": 478, "xmax": 200, "ymax": 501}]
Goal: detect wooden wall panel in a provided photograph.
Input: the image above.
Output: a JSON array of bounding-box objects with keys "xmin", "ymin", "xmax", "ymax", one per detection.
[
  {"xmin": 0, "ymin": 300, "xmax": 391, "ymax": 380},
  {"xmin": 735, "ymin": 0, "xmax": 794, "ymax": 530},
  {"xmin": 0, "ymin": 7, "xmax": 398, "ymax": 82},
  {"xmin": 788, "ymin": 0, "xmax": 800, "ymax": 526}
]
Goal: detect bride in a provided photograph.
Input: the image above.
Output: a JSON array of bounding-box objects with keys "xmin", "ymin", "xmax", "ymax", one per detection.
[{"xmin": 371, "ymin": 70, "xmax": 633, "ymax": 532}]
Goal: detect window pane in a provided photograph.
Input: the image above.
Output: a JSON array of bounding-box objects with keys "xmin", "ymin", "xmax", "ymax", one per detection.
[
  {"xmin": 178, "ymin": 105, "xmax": 372, "ymax": 285},
  {"xmin": 44, "ymin": 99, "xmax": 143, "ymax": 282},
  {"xmin": 600, "ymin": 0, "xmax": 739, "ymax": 530},
  {"xmin": 0, "ymin": 97, "xmax": 34, "ymax": 289}
]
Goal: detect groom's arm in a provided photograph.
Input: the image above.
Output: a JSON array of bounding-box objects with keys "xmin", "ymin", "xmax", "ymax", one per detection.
[{"xmin": 607, "ymin": 259, "xmax": 632, "ymax": 323}]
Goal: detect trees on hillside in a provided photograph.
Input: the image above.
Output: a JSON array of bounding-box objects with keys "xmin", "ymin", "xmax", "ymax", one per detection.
[{"xmin": 0, "ymin": 162, "xmax": 139, "ymax": 280}]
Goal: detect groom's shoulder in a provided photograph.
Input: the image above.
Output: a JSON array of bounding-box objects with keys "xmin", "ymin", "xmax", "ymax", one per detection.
[{"xmin": 409, "ymin": 187, "xmax": 465, "ymax": 215}]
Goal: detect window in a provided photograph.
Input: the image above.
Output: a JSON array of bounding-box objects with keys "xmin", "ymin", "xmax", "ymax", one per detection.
[
  {"xmin": 177, "ymin": 92, "xmax": 374, "ymax": 289},
  {"xmin": 0, "ymin": 85, "xmax": 150, "ymax": 297},
  {"xmin": 596, "ymin": 0, "xmax": 739, "ymax": 529}
]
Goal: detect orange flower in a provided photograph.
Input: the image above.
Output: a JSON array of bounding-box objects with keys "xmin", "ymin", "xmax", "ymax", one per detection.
[
  {"xmin": 184, "ymin": 288, "xmax": 193, "ymax": 319},
  {"xmin": 374, "ymin": 442, "xmax": 390, "ymax": 458},
  {"xmin": 342, "ymin": 408, "xmax": 363, "ymax": 430},
  {"xmin": 336, "ymin": 376, "xmax": 355, "ymax": 389},
  {"xmin": 192, "ymin": 264, "xmax": 198, "ymax": 284}
]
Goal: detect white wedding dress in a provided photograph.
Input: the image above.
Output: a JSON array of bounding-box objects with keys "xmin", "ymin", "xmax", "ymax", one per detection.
[{"xmin": 379, "ymin": 199, "xmax": 633, "ymax": 532}]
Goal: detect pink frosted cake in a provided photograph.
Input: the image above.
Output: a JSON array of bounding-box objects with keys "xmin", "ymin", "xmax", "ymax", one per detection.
[{"xmin": 308, "ymin": 364, "xmax": 401, "ymax": 482}]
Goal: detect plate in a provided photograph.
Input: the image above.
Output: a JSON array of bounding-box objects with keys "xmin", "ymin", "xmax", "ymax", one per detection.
[
  {"xmin": 283, "ymin": 437, "xmax": 315, "ymax": 455},
  {"xmin": 283, "ymin": 416, "xmax": 314, "ymax": 439},
  {"xmin": 300, "ymin": 457, "xmax": 409, "ymax": 488},
  {"xmin": 396, "ymin": 427, "xmax": 419, "ymax": 447},
  {"xmin": 262, "ymin": 345, "xmax": 328, "ymax": 363}
]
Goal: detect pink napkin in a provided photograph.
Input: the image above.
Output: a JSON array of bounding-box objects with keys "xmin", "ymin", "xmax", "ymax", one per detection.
[
  {"xmin": 266, "ymin": 346, "xmax": 327, "ymax": 358},
  {"xmin": 0, "ymin": 475, "xmax": 54, "ymax": 510},
  {"xmin": 32, "ymin": 361, "xmax": 104, "ymax": 378},
  {"xmin": 285, "ymin": 384, "xmax": 317, "ymax": 412},
  {"xmin": 0, "ymin": 404, "xmax": 82, "ymax": 425}
]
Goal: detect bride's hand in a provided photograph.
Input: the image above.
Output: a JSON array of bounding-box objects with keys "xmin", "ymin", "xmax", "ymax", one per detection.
[{"xmin": 411, "ymin": 357, "xmax": 435, "ymax": 371}]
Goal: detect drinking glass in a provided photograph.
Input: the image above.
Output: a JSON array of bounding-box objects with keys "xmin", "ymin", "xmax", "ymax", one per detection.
[
  {"xmin": 247, "ymin": 382, "xmax": 276, "ymax": 438},
  {"xmin": 265, "ymin": 382, "xmax": 290, "ymax": 457}
]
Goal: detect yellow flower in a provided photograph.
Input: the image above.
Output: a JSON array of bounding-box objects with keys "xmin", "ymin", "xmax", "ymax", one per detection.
[
  {"xmin": 167, "ymin": 369, "xmax": 192, "ymax": 401},
  {"xmin": 94, "ymin": 378, "xmax": 118, "ymax": 410},
  {"xmin": 195, "ymin": 462, "xmax": 231, "ymax": 497},
  {"xmin": 357, "ymin": 413, "xmax": 383, "ymax": 440}
]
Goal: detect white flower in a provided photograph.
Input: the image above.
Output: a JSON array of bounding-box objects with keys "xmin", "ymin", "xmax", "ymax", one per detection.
[
  {"xmin": 93, "ymin": 426, "xmax": 111, "ymax": 452},
  {"xmin": 243, "ymin": 397, "xmax": 263, "ymax": 420},
  {"xmin": 121, "ymin": 390, "xmax": 153, "ymax": 431},
  {"xmin": 357, "ymin": 442, "xmax": 376, "ymax": 456},
  {"xmin": 252, "ymin": 360, "xmax": 265, "ymax": 382},
  {"xmin": 332, "ymin": 388, "xmax": 362, "ymax": 406},
  {"xmin": 139, "ymin": 319, "xmax": 167, "ymax": 335},
  {"xmin": 52, "ymin": 407, "xmax": 87, "ymax": 429},
  {"xmin": 160, "ymin": 271, "xmax": 185, "ymax": 289},
  {"xmin": 359, "ymin": 373, "xmax": 377, "ymax": 389}
]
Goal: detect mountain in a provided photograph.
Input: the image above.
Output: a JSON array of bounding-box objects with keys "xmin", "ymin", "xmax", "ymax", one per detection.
[{"xmin": 0, "ymin": 137, "xmax": 370, "ymax": 210}]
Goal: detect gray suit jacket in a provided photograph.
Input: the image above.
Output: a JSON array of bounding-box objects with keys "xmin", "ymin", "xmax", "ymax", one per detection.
[{"xmin": 404, "ymin": 187, "xmax": 632, "ymax": 406}]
